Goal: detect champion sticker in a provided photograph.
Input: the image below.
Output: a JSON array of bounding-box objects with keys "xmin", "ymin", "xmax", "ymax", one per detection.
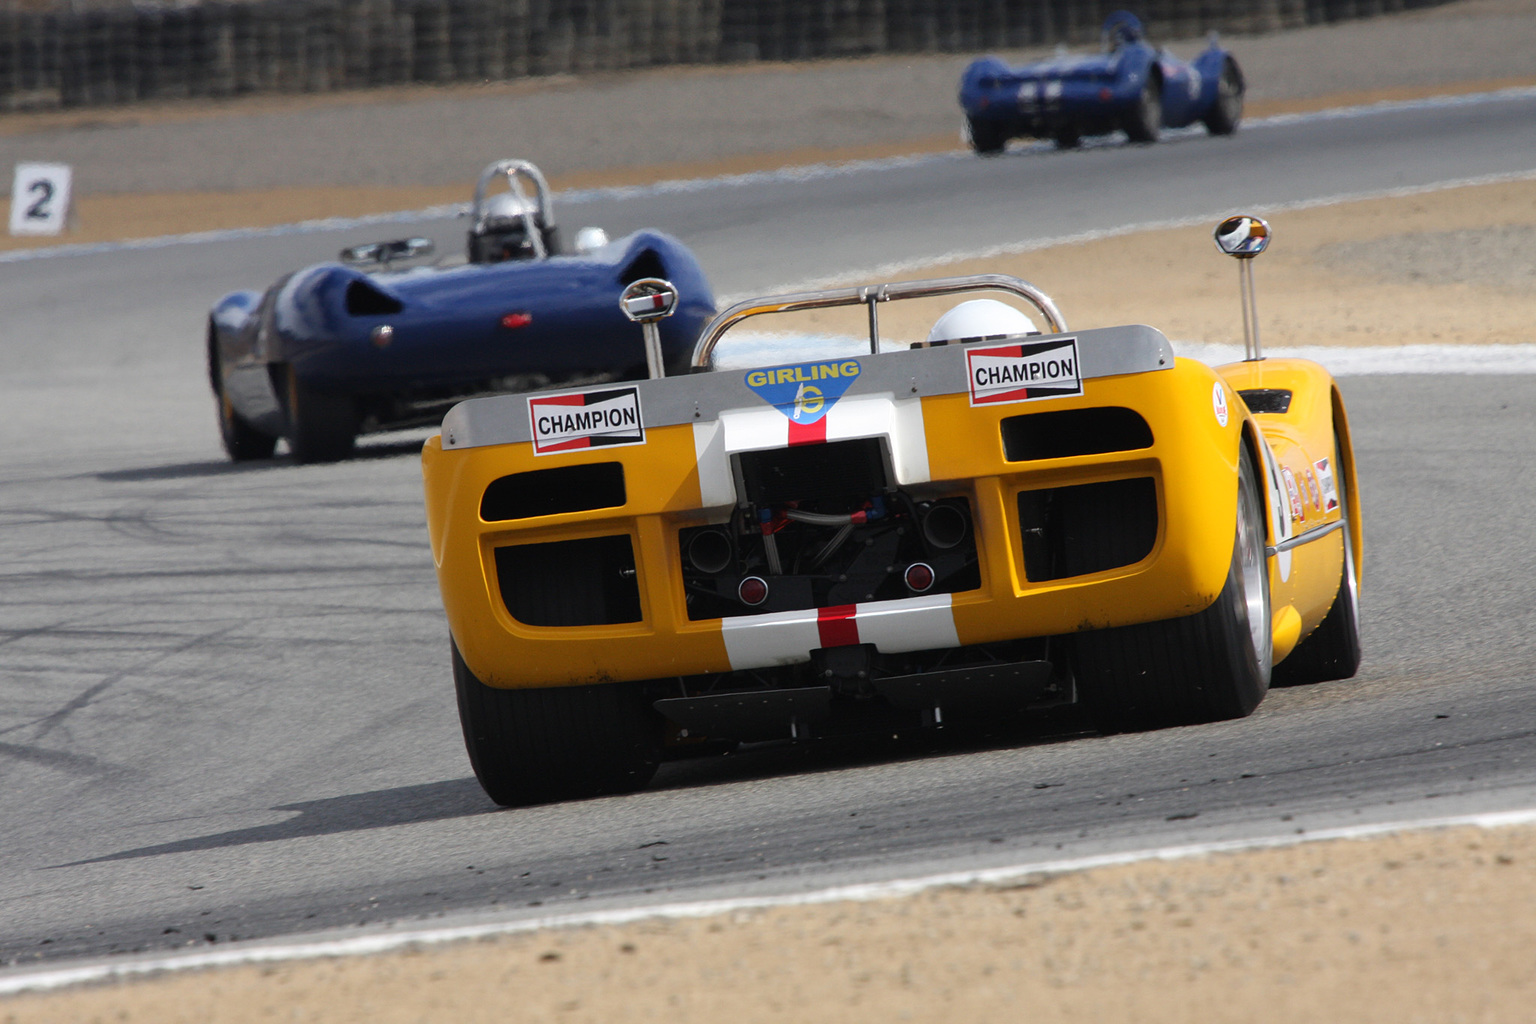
[
  {"xmin": 1281, "ymin": 466, "xmax": 1304, "ymax": 523},
  {"xmin": 1213, "ymin": 382, "xmax": 1229, "ymax": 427},
  {"xmin": 745, "ymin": 360, "xmax": 861, "ymax": 424},
  {"xmin": 966, "ymin": 337, "xmax": 1082, "ymax": 406},
  {"xmin": 528, "ymin": 386, "xmax": 645, "ymax": 455},
  {"xmin": 1314, "ymin": 456, "xmax": 1339, "ymax": 513}
]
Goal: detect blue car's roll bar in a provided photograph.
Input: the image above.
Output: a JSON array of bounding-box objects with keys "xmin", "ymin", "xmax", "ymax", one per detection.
[{"xmin": 470, "ymin": 160, "xmax": 557, "ymax": 261}]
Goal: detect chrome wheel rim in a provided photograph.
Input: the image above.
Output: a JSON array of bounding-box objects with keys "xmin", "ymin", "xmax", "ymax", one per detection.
[{"xmin": 1236, "ymin": 472, "xmax": 1272, "ymax": 667}]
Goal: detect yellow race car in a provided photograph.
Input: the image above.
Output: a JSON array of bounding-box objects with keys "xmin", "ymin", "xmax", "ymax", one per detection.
[{"xmin": 422, "ymin": 217, "xmax": 1361, "ymax": 806}]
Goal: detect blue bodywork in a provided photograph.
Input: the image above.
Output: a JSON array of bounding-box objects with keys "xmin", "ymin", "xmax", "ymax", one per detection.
[
  {"xmin": 959, "ymin": 11, "xmax": 1244, "ymax": 154},
  {"xmin": 209, "ymin": 229, "xmax": 715, "ymax": 458}
]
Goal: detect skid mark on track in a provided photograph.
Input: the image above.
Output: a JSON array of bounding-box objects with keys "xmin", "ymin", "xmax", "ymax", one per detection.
[
  {"xmin": 0, "ymin": 741, "xmax": 119, "ymax": 777},
  {"xmin": 14, "ymin": 624, "xmax": 241, "ymax": 746}
]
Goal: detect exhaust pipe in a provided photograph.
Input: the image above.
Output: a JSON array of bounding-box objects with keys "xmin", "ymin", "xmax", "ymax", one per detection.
[
  {"xmin": 921, "ymin": 503, "xmax": 969, "ymax": 550},
  {"xmin": 687, "ymin": 528, "xmax": 734, "ymax": 575}
]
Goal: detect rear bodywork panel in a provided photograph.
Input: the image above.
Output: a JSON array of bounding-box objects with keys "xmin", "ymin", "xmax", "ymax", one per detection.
[{"xmin": 423, "ymin": 324, "xmax": 1357, "ymax": 702}]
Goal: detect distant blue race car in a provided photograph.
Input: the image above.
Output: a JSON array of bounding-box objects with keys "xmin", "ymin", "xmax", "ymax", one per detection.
[
  {"xmin": 208, "ymin": 159, "xmax": 716, "ymax": 463},
  {"xmin": 959, "ymin": 11, "xmax": 1244, "ymax": 155}
]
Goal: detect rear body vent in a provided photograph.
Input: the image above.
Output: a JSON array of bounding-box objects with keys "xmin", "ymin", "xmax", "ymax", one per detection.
[
  {"xmin": 1017, "ymin": 477, "xmax": 1158, "ymax": 582},
  {"xmin": 494, "ymin": 535, "xmax": 641, "ymax": 626},
  {"xmin": 1238, "ymin": 388, "xmax": 1293, "ymax": 414},
  {"xmin": 736, "ymin": 438, "xmax": 889, "ymax": 508},
  {"xmin": 481, "ymin": 462, "xmax": 625, "ymax": 521},
  {"xmin": 345, "ymin": 279, "xmax": 404, "ymax": 316},
  {"xmin": 1001, "ymin": 406, "xmax": 1152, "ymax": 462}
]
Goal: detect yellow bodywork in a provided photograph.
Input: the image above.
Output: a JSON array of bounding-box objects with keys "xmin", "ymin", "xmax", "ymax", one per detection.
[{"xmin": 423, "ymin": 355, "xmax": 1360, "ymax": 690}]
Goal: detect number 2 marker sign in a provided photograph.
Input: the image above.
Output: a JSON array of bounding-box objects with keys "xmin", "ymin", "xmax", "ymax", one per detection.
[{"xmin": 9, "ymin": 163, "xmax": 73, "ymax": 237}]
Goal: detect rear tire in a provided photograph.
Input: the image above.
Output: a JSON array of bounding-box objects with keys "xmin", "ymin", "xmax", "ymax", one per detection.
[
  {"xmin": 452, "ymin": 640, "xmax": 662, "ymax": 807},
  {"xmin": 1072, "ymin": 446, "xmax": 1271, "ymax": 732},
  {"xmin": 1273, "ymin": 433, "xmax": 1361, "ymax": 685},
  {"xmin": 1203, "ymin": 58, "xmax": 1244, "ymax": 136},
  {"xmin": 967, "ymin": 117, "xmax": 1007, "ymax": 155},
  {"xmin": 1054, "ymin": 130, "xmax": 1081, "ymax": 150},
  {"xmin": 283, "ymin": 365, "xmax": 357, "ymax": 464},
  {"xmin": 1123, "ymin": 79, "xmax": 1162, "ymax": 143}
]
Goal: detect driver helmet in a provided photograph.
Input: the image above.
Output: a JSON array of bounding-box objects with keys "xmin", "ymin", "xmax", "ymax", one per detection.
[
  {"xmin": 1102, "ymin": 11, "xmax": 1144, "ymax": 51},
  {"xmin": 926, "ymin": 299, "xmax": 1040, "ymax": 345},
  {"xmin": 469, "ymin": 190, "xmax": 538, "ymax": 263}
]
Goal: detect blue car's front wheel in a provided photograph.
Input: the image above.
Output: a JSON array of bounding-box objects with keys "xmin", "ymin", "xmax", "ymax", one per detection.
[
  {"xmin": 1203, "ymin": 58, "xmax": 1244, "ymax": 136},
  {"xmin": 1123, "ymin": 79, "xmax": 1162, "ymax": 144},
  {"xmin": 282, "ymin": 365, "xmax": 358, "ymax": 464},
  {"xmin": 967, "ymin": 116, "xmax": 1007, "ymax": 156}
]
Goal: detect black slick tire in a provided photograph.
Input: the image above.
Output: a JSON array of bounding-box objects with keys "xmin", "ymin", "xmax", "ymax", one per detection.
[
  {"xmin": 1202, "ymin": 58, "xmax": 1244, "ymax": 136},
  {"xmin": 967, "ymin": 117, "xmax": 1007, "ymax": 155},
  {"xmin": 1054, "ymin": 130, "xmax": 1081, "ymax": 150},
  {"xmin": 1123, "ymin": 78, "xmax": 1162, "ymax": 143},
  {"xmin": 1072, "ymin": 446, "xmax": 1272, "ymax": 732},
  {"xmin": 452, "ymin": 640, "xmax": 662, "ymax": 807},
  {"xmin": 1272, "ymin": 432, "xmax": 1361, "ymax": 686},
  {"xmin": 282, "ymin": 365, "xmax": 358, "ymax": 464}
]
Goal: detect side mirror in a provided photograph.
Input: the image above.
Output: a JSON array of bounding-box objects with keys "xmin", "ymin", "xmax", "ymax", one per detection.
[
  {"xmin": 1213, "ymin": 215, "xmax": 1270, "ymax": 360},
  {"xmin": 620, "ymin": 277, "xmax": 680, "ymax": 380},
  {"xmin": 339, "ymin": 237, "xmax": 435, "ymax": 267},
  {"xmin": 1213, "ymin": 215, "xmax": 1269, "ymax": 258},
  {"xmin": 572, "ymin": 226, "xmax": 610, "ymax": 254}
]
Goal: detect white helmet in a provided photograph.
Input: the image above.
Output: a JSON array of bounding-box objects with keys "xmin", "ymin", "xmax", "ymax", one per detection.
[
  {"xmin": 480, "ymin": 190, "xmax": 535, "ymax": 227},
  {"xmin": 926, "ymin": 299, "xmax": 1040, "ymax": 345},
  {"xmin": 469, "ymin": 191, "xmax": 539, "ymax": 263}
]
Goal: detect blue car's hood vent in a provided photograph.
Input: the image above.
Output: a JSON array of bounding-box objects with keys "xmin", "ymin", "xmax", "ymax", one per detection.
[
  {"xmin": 345, "ymin": 278, "xmax": 405, "ymax": 316},
  {"xmin": 620, "ymin": 247, "xmax": 667, "ymax": 285}
]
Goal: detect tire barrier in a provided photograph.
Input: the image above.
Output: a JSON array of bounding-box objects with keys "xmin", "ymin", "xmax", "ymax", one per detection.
[{"xmin": 0, "ymin": 0, "xmax": 1447, "ymax": 111}]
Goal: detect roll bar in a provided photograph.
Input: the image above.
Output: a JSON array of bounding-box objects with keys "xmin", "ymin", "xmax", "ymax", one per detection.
[
  {"xmin": 689, "ymin": 273, "xmax": 1068, "ymax": 371},
  {"xmin": 470, "ymin": 159, "xmax": 557, "ymax": 261}
]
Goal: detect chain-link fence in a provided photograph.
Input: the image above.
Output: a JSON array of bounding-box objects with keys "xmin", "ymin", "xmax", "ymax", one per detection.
[{"xmin": 0, "ymin": 0, "xmax": 1450, "ymax": 111}]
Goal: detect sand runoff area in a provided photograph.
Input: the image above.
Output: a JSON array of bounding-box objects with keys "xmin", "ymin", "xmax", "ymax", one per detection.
[
  {"xmin": 3, "ymin": 821, "xmax": 1533, "ymax": 1022},
  {"xmin": 3, "ymin": 172, "xmax": 1535, "ymax": 1023},
  {"xmin": 730, "ymin": 173, "xmax": 1536, "ymax": 353}
]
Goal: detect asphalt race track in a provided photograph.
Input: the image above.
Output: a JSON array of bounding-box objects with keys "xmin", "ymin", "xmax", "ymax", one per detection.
[{"xmin": 2, "ymin": 91, "xmax": 1535, "ymax": 968}]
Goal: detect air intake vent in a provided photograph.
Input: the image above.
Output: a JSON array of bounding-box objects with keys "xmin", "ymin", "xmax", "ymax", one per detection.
[
  {"xmin": 1238, "ymin": 388, "xmax": 1292, "ymax": 414},
  {"xmin": 345, "ymin": 279, "xmax": 404, "ymax": 316},
  {"xmin": 481, "ymin": 463, "xmax": 626, "ymax": 521},
  {"xmin": 494, "ymin": 535, "xmax": 641, "ymax": 626},
  {"xmin": 1017, "ymin": 477, "xmax": 1157, "ymax": 582},
  {"xmin": 1001, "ymin": 407, "xmax": 1152, "ymax": 462},
  {"xmin": 619, "ymin": 249, "xmax": 667, "ymax": 285}
]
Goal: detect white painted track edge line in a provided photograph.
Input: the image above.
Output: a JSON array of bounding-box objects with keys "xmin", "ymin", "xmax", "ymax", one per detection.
[
  {"xmin": 3, "ymin": 805, "xmax": 1534, "ymax": 997},
  {"xmin": 3, "ymin": 85, "xmax": 1534, "ymax": 266}
]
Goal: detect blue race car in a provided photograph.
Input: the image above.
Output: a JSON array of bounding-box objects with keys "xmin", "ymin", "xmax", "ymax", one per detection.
[
  {"xmin": 959, "ymin": 11, "xmax": 1244, "ymax": 155},
  {"xmin": 208, "ymin": 160, "xmax": 716, "ymax": 463}
]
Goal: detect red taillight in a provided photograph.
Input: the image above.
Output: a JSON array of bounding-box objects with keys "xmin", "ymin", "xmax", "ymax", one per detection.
[
  {"xmin": 904, "ymin": 563, "xmax": 935, "ymax": 593},
  {"xmin": 501, "ymin": 311, "xmax": 533, "ymax": 330},
  {"xmin": 1099, "ymin": 87, "xmax": 1113, "ymax": 101},
  {"xmin": 738, "ymin": 576, "xmax": 769, "ymax": 606}
]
